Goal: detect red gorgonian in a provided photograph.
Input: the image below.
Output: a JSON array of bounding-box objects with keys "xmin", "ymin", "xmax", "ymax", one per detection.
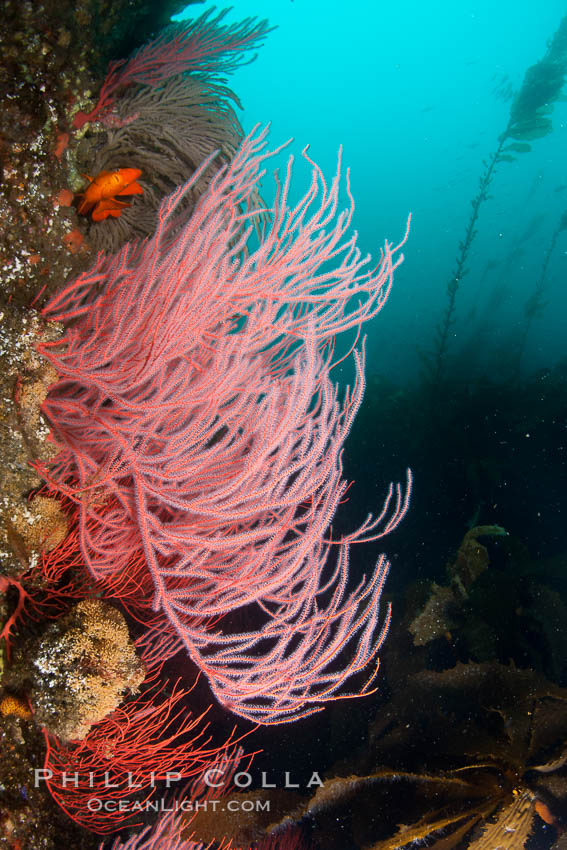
[{"xmin": 38, "ymin": 126, "xmax": 411, "ymax": 725}]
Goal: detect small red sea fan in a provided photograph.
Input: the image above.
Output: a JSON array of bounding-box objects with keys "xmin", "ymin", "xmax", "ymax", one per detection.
[
  {"xmin": 73, "ymin": 7, "xmax": 272, "ymax": 129},
  {"xmin": 42, "ymin": 675, "xmax": 244, "ymax": 833}
]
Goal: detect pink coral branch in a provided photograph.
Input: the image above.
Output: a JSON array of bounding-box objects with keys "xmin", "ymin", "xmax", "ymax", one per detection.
[
  {"xmin": 39, "ymin": 125, "xmax": 411, "ymax": 724},
  {"xmin": 0, "ymin": 575, "xmax": 30, "ymax": 658}
]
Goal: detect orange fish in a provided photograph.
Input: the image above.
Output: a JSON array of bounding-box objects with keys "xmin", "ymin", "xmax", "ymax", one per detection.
[{"xmin": 77, "ymin": 167, "xmax": 143, "ymax": 221}]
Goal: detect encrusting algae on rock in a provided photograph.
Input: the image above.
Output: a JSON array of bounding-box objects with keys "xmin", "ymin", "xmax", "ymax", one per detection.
[
  {"xmin": 0, "ymin": 308, "xmax": 67, "ymax": 577},
  {"xmin": 24, "ymin": 599, "xmax": 145, "ymax": 742}
]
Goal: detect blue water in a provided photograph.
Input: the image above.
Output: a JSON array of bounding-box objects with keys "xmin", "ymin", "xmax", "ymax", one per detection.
[{"xmin": 176, "ymin": 1, "xmax": 567, "ymax": 382}]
